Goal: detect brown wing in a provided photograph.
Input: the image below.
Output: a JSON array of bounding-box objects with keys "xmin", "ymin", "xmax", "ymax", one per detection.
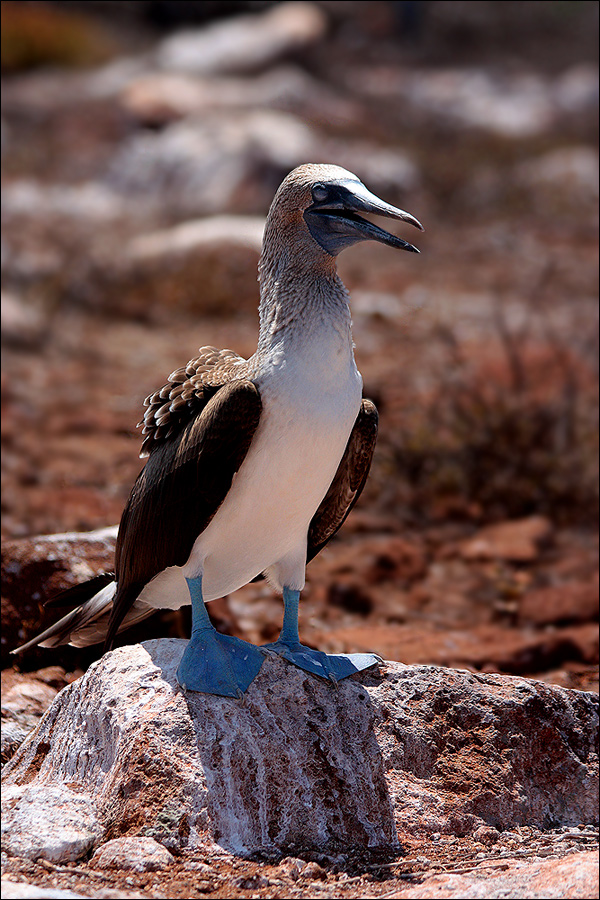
[
  {"xmin": 306, "ymin": 399, "xmax": 378, "ymax": 564},
  {"xmin": 138, "ymin": 345, "xmax": 250, "ymax": 457},
  {"xmin": 104, "ymin": 379, "xmax": 262, "ymax": 650}
]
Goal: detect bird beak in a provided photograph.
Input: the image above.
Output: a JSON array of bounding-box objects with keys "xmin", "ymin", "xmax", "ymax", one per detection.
[{"xmin": 305, "ymin": 180, "xmax": 423, "ymax": 257}]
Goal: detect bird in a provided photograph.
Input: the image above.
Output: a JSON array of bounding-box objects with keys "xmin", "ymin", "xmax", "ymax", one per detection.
[{"xmin": 14, "ymin": 163, "xmax": 423, "ymax": 698}]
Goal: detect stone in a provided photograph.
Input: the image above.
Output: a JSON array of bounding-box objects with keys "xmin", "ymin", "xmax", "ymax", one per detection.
[
  {"xmin": 0, "ymin": 882, "xmax": 90, "ymax": 900},
  {"xmin": 105, "ymin": 110, "xmax": 315, "ymax": 218},
  {"xmin": 155, "ymin": 2, "xmax": 327, "ymax": 76},
  {"xmin": 346, "ymin": 64, "xmax": 599, "ymax": 139},
  {"xmin": 329, "ymin": 621, "xmax": 599, "ymax": 675},
  {"xmin": 1, "ymin": 641, "xmax": 597, "ymax": 864},
  {"xmin": 1, "ymin": 720, "xmax": 36, "ymax": 767},
  {"xmin": 91, "ymin": 836, "xmax": 174, "ymax": 872},
  {"xmin": 119, "ymin": 66, "xmax": 364, "ymax": 131},
  {"xmin": 2, "ymin": 784, "xmax": 103, "ymax": 863},
  {"xmin": 460, "ymin": 517, "xmax": 553, "ymax": 563},
  {"xmin": 0, "ymin": 292, "xmax": 46, "ymax": 350},
  {"xmin": 472, "ymin": 824, "xmax": 500, "ymax": 845},
  {"xmin": 1, "ymin": 526, "xmax": 117, "ymax": 667},
  {"xmin": 519, "ymin": 576, "xmax": 599, "ymax": 626},
  {"xmin": 120, "ymin": 215, "xmax": 265, "ymax": 318},
  {"xmin": 106, "ymin": 110, "xmax": 418, "ymax": 220},
  {"xmin": 516, "ymin": 146, "xmax": 599, "ymax": 200},
  {"xmin": 1, "ymin": 180, "xmax": 128, "ymax": 225},
  {"xmin": 1, "ymin": 670, "xmax": 65, "ymax": 764},
  {"xmin": 397, "ymin": 849, "xmax": 599, "ymax": 899},
  {"xmin": 2, "ymin": 674, "xmax": 59, "ymax": 717}
]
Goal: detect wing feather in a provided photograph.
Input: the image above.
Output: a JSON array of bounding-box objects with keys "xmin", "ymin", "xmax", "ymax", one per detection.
[
  {"xmin": 104, "ymin": 379, "xmax": 262, "ymax": 650},
  {"xmin": 306, "ymin": 399, "xmax": 378, "ymax": 564}
]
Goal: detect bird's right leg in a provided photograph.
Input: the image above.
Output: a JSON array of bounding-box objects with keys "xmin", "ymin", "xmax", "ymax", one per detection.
[{"xmin": 176, "ymin": 576, "xmax": 265, "ymax": 697}]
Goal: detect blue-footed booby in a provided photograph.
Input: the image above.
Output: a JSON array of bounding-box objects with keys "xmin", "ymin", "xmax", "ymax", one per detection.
[{"xmin": 14, "ymin": 164, "xmax": 422, "ymax": 697}]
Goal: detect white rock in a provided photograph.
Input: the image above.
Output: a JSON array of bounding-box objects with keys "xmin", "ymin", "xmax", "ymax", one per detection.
[
  {"xmin": 348, "ymin": 64, "xmax": 599, "ymax": 138},
  {"xmin": 516, "ymin": 146, "xmax": 600, "ymax": 199},
  {"xmin": 107, "ymin": 111, "xmax": 418, "ymax": 217},
  {"xmin": 1, "ymin": 784, "xmax": 103, "ymax": 863},
  {"xmin": 554, "ymin": 64, "xmax": 600, "ymax": 114},
  {"xmin": 91, "ymin": 836, "xmax": 174, "ymax": 872},
  {"xmin": 106, "ymin": 110, "xmax": 312, "ymax": 216},
  {"xmin": 2, "ymin": 642, "xmax": 597, "ymax": 862},
  {"xmin": 127, "ymin": 216, "xmax": 264, "ymax": 262},
  {"xmin": 156, "ymin": 2, "xmax": 327, "ymax": 75},
  {"xmin": 0, "ymin": 292, "xmax": 46, "ymax": 349},
  {"xmin": 120, "ymin": 66, "xmax": 363, "ymax": 130},
  {"xmin": 2, "ymin": 181, "xmax": 129, "ymax": 223},
  {"xmin": 1, "ymin": 881, "xmax": 89, "ymax": 900},
  {"xmin": 397, "ymin": 850, "xmax": 600, "ymax": 899}
]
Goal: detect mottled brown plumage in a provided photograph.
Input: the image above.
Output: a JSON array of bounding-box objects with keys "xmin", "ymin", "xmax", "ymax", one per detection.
[{"xmin": 138, "ymin": 346, "xmax": 252, "ymax": 457}]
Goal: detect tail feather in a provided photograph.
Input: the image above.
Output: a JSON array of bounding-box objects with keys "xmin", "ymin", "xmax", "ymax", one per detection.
[
  {"xmin": 43, "ymin": 572, "xmax": 115, "ymax": 609},
  {"xmin": 11, "ymin": 580, "xmax": 157, "ymax": 654}
]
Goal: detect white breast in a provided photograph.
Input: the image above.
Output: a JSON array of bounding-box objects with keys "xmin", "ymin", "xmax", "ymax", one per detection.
[{"xmin": 137, "ymin": 319, "xmax": 362, "ymax": 611}]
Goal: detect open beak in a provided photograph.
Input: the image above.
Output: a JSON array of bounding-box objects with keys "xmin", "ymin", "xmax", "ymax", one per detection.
[{"xmin": 305, "ymin": 179, "xmax": 423, "ymax": 257}]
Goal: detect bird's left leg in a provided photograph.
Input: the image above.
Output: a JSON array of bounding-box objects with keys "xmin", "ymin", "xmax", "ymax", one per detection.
[{"xmin": 261, "ymin": 586, "xmax": 380, "ymax": 683}]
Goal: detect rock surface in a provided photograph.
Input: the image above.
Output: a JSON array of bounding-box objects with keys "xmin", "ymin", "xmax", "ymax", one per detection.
[
  {"xmin": 2, "ymin": 640, "xmax": 597, "ymax": 863},
  {"xmin": 459, "ymin": 516, "xmax": 553, "ymax": 562},
  {"xmin": 1, "ymin": 527, "xmax": 117, "ymax": 667},
  {"xmin": 91, "ymin": 836, "xmax": 174, "ymax": 872},
  {"xmin": 1, "ymin": 667, "xmax": 70, "ymax": 764},
  {"xmin": 396, "ymin": 849, "xmax": 599, "ymax": 899},
  {"xmin": 120, "ymin": 215, "xmax": 265, "ymax": 318},
  {"xmin": 155, "ymin": 2, "xmax": 327, "ymax": 76},
  {"xmin": 1, "ymin": 882, "xmax": 90, "ymax": 900}
]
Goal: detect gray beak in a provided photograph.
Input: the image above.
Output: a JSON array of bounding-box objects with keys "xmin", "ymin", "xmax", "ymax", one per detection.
[{"xmin": 305, "ymin": 179, "xmax": 423, "ymax": 257}]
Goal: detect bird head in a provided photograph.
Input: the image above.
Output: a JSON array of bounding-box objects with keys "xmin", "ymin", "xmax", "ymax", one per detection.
[{"xmin": 266, "ymin": 164, "xmax": 423, "ymax": 260}]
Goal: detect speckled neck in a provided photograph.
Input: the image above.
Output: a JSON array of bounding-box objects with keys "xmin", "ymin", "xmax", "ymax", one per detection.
[{"xmin": 257, "ymin": 219, "xmax": 353, "ymax": 354}]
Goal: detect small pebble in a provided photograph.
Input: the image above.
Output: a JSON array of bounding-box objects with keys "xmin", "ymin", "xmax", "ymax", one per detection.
[
  {"xmin": 235, "ymin": 874, "xmax": 270, "ymax": 889},
  {"xmin": 473, "ymin": 825, "xmax": 500, "ymax": 845},
  {"xmin": 302, "ymin": 861, "xmax": 327, "ymax": 880}
]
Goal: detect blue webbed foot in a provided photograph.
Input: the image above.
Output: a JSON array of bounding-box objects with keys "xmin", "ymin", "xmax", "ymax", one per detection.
[
  {"xmin": 261, "ymin": 638, "xmax": 380, "ymax": 683},
  {"xmin": 177, "ymin": 630, "xmax": 265, "ymax": 698},
  {"xmin": 261, "ymin": 586, "xmax": 381, "ymax": 684},
  {"xmin": 176, "ymin": 576, "xmax": 265, "ymax": 698}
]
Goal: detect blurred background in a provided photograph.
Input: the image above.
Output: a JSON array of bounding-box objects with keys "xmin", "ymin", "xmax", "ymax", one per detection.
[{"xmin": 1, "ymin": 1, "xmax": 598, "ymax": 694}]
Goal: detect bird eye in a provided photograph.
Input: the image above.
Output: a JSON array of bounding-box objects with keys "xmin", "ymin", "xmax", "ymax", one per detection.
[{"xmin": 312, "ymin": 183, "xmax": 328, "ymax": 202}]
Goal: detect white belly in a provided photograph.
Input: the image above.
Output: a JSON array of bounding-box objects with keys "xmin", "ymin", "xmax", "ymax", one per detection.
[{"xmin": 189, "ymin": 366, "xmax": 362, "ymax": 599}]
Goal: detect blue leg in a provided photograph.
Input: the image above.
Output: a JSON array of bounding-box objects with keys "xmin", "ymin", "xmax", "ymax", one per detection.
[
  {"xmin": 262, "ymin": 587, "xmax": 381, "ymax": 683},
  {"xmin": 177, "ymin": 577, "xmax": 265, "ymax": 697}
]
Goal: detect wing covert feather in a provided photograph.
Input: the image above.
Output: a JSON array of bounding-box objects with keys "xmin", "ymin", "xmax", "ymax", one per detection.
[{"xmin": 139, "ymin": 346, "xmax": 249, "ymax": 457}]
